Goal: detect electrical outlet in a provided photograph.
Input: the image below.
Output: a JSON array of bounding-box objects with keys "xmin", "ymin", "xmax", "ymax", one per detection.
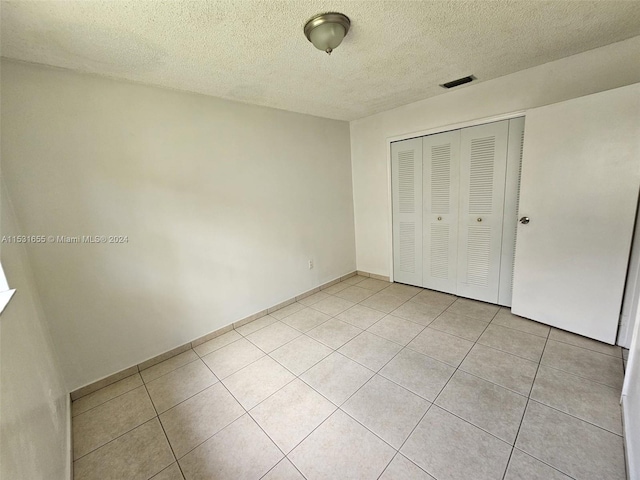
[{"xmin": 308, "ymin": 259, "xmax": 314, "ymax": 269}]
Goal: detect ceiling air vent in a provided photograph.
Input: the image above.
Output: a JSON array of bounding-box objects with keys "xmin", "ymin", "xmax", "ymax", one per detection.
[{"xmin": 440, "ymin": 75, "xmax": 476, "ymax": 89}]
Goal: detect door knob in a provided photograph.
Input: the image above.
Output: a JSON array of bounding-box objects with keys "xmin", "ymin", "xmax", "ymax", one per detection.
[{"xmin": 519, "ymin": 216, "xmax": 530, "ymax": 224}]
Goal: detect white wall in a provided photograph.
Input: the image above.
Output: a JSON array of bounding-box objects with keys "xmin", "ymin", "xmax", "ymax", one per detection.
[
  {"xmin": 1, "ymin": 60, "xmax": 355, "ymax": 391},
  {"xmin": 350, "ymin": 36, "xmax": 640, "ymax": 277},
  {"xmin": 0, "ymin": 184, "xmax": 70, "ymax": 480}
]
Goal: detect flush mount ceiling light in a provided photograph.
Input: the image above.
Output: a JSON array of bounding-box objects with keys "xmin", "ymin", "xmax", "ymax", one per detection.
[{"xmin": 304, "ymin": 12, "xmax": 350, "ymax": 55}]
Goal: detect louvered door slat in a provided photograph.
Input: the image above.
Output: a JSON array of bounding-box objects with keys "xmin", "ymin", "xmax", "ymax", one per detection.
[
  {"xmin": 431, "ymin": 145, "xmax": 451, "ymax": 214},
  {"xmin": 457, "ymin": 120, "xmax": 509, "ymax": 303},
  {"xmin": 422, "ymin": 130, "xmax": 460, "ymax": 294},
  {"xmin": 398, "ymin": 151, "xmax": 416, "ymax": 214},
  {"xmin": 431, "ymin": 224, "xmax": 450, "ymax": 278},
  {"xmin": 392, "ymin": 138, "xmax": 423, "ymax": 286},
  {"xmin": 466, "ymin": 226, "xmax": 492, "ymax": 286},
  {"xmin": 399, "ymin": 222, "xmax": 416, "ymax": 272}
]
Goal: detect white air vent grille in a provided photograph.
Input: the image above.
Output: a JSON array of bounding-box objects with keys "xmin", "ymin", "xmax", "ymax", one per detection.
[
  {"xmin": 469, "ymin": 136, "xmax": 496, "ymax": 214},
  {"xmin": 466, "ymin": 226, "xmax": 491, "ymax": 286},
  {"xmin": 399, "ymin": 222, "xmax": 416, "ymax": 272},
  {"xmin": 398, "ymin": 151, "xmax": 415, "ymax": 214},
  {"xmin": 431, "ymin": 224, "xmax": 450, "ymax": 279},
  {"xmin": 431, "ymin": 144, "xmax": 451, "ymax": 214}
]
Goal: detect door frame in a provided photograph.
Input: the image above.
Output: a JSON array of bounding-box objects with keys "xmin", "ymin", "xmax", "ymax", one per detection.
[{"xmin": 386, "ymin": 110, "xmax": 525, "ymax": 283}]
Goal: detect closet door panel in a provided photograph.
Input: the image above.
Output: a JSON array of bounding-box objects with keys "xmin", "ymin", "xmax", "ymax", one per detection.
[
  {"xmin": 422, "ymin": 130, "xmax": 460, "ymax": 294},
  {"xmin": 498, "ymin": 117, "xmax": 525, "ymax": 307},
  {"xmin": 457, "ymin": 121, "xmax": 509, "ymax": 303},
  {"xmin": 392, "ymin": 138, "xmax": 423, "ymax": 287}
]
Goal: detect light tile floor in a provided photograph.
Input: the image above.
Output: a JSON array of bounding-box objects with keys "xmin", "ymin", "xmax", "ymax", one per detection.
[{"xmin": 72, "ymin": 275, "xmax": 627, "ymax": 480}]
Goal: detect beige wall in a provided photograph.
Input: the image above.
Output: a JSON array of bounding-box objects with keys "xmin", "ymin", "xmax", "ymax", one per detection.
[
  {"xmin": 350, "ymin": 36, "xmax": 640, "ymax": 277},
  {"xmin": 0, "ymin": 184, "xmax": 70, "ymax": 480},
  {"xmin": 1, "ymin": 60, "xmax": 355, "ymax": 391}
]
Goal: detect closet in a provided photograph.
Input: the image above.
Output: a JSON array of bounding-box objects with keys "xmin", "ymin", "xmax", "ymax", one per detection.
[{"xmin": 391, "ymin": 117, "xmax": 524, "ymax": 306}]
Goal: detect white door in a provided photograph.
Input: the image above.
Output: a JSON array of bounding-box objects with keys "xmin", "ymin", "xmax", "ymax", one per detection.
[
  {"xmin": 457, "ymin": 121, "xmax": 509, "ymax": 303},
  {"xmin": 392, "ymin": 138, "xmax": 423, "ymax": 287},
  {"xmin": 512, "ymin": 84, "xmax": 640, "ymax": 343},
  {"xmin": 498, "ymin": 117, "xmax": 526, "ymax": 307},
  {"xmin": 422, "ymin": 130, "xmax": 460, "ymax": 294}
]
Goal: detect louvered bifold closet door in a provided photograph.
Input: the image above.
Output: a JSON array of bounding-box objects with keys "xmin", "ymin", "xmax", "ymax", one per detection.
[
  {"xmin": 392, "ymin": 138, "xmax": 423, "ymax": 286},
  {"xmin": 457, "ymin": 121, "xmax": 509, "ymax": 303},
  {"xmin": 422, "ymin": 130, "xmax": 460, "ymax": 294}
]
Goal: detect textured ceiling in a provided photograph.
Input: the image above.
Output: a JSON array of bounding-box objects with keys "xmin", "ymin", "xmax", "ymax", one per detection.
[{"xmin": 2, "ymin": 1, "xmax": 640, "ymax": 121}]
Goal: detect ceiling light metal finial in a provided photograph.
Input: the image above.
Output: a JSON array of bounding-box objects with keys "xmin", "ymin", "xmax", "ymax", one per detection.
[{"xmin": 304, "ymin": 12, "xmax": 350, "ymax": 55}]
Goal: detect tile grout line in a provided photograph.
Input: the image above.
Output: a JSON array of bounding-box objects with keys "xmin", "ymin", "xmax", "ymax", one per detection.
[
  {"xmin": 545, "ymin": 337, "xmax": 624, "ymax": 359},
  {"xmin": 474, "ymin": 323, "xmax": 547, "ymax": 360},
  {"xmin": 539, "ymin": 350, "xmax": 623, "ymax": 383},
  {"xmin": 193, "ymin": 333, "xmax": 245, "ymax": 358},
  {"xmin": 188, "ymin": 354, "xmax": 297, "ymax": 464},
  {"xmin": 163, "ymin": 378, "xmax": 247, "ymax": 463},
  {"xmin": 235, "ymin": 395, "xmax": 295, "ymax": 463},
  {"xmin": 545, "ymin": 334, "xmax": 623, "ymax": 359},
  {"xmin": 508, "ymin": 446, "xmax": 579, "ymax": 480},
  {"xmin": 258, "ymin": 458, "xmax": 308, "ymax": 480},
  {"xmin": 245, "ymin": 345, "xmax": 352, "ymax": 472},
  {"xmin": 488, "ymin": 319, "xmax": 550, "ymax": 339},
  {"xmin": 240, "ymin": 285, "xmax": 423, "ymax": 352},
  {"xmin": 292, "ymin": 293, "xmax": 465, "ymax": 478},
  {"xmin": 427, "ymin": 401, "xmax": 516, "ymax": 446},
  {"xmin": 142, "ymin": 353, "xmax": 203, "ymax": 384},
  {"xmin": 374, "ymin": 451, "xmax": 428, "ymax": 480},
  {"xmin": 146, "ymin": 366, "xmax": 220, "ymax": 412},
  {"xmin": 140, "ymin": 374, "xmax": 181, "ymax": 475},
  {"xmin": 384, "ymin": 403, "xmax": 437, "ymax": 479},
  {"xmin": 336, "ymin": 404, "xmax": 405, "ymax": 452},
  {"xmin": 239, "ymin": 290, "xmax": 422, "ymax": 473},
  {"xmin": 273, "ymin": 340, "xmax": 409, "ymax": 471},
  {"xmin": 260, "ymin": 288, "xmax": 505, "ymax": 475},
  {"xmin": 450, "ymin": 333, "xmax": 623, "ymax": 397},
  {"xmin": 271, "ymin": 336, "xmax": 334, "ymax": 377},
  {"xmin": 196, "ymin": 309, "xmax": 349, "ymax": 438},
  {"xmin": 398, "ymin": 306, "xmax": 500, "ymax": 478},
  {"xmin": 500, "ymin": 330, "xmax": 550, "ymax": 480},
  {"xmin": 72, "ymin": 416, "xmax": 160, "ymax": 464},
  {"xmin": 149, "ymin": 462, "xmax": 185, "ymax": 480},
  {"xmin": 139, "ymin": 360, "xmax": 226, "ymax": 419},
  {"xmin": 72, "ymin": 388, "xmax": 161, "ymax": 463},
  {"xmin": 429, "ymin": 357, "xmax": 531, "ymax": 398},
  {"xmin": 526, "ymin": 396, "xmax": 624, "ymax": 436},
  {"xmin": 537, "ymin": 356, "xmax": 624, "ymax": 391},
  {"xmin": 71, "ymin": 374, "xmax": 144, "ymax": 418},
  {"xmin": 200, "ymin": 301, "xmax": 404, "ymax": 467}
]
